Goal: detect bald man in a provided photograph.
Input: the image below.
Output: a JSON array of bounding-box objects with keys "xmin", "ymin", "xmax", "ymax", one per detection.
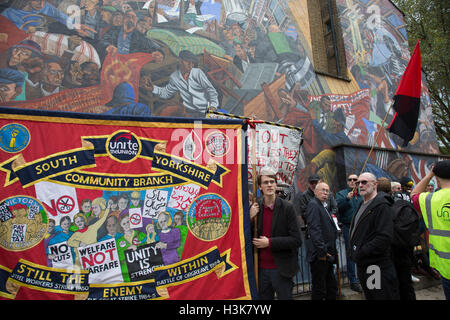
[
  {"xmin": 349, "ymin": 173, "xmax": 399, "ymax": 300},
  {"xmin": 305, "ymin": 181, "xmax": 338, "ymax": 300}
]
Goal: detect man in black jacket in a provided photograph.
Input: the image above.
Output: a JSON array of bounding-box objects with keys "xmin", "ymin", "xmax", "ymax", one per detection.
[
  {"xmin": 293, "ymin": 174, "xmax": 337, "ymax": 226},
  {"xmin": 349, "ymin": 172, "xmax": 399, "ymax": 300},
  {"xmin": 250, "ymin": 172, "xmax": 302, "ymax": 300},
  {"xmin": 305, "ymin": 181, "xmax": 338, "ymax": 300}
]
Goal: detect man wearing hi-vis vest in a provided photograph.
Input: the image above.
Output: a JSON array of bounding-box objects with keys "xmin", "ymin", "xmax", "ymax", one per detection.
[{"xmin": 411, "ymin": 160, "xmax": 450, "ymax": 300}]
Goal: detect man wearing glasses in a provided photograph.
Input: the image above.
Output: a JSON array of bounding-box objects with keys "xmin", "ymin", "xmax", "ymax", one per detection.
[
  {"xmin": 349, "ymin": 172, "xmax": 399, "ymax": 299},
  {"xmin": 305, "ymin": 181, "xmax": 338, "ymax": 300},
  {"xmin": 294, "ymin": 174, "xmax": 337, "ymax": 228},
  {"xmin": 336, "ymin": 174, "xmax": 363, "ymax": 292},
  {"xmin": 250, "ymin": 171, "xmax": 302, "ymax": 299}
]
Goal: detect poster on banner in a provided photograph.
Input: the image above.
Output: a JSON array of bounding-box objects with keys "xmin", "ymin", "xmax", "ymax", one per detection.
[
  {"xmin": 47, "ymin": 241, "xmax": 74, "ymax": 270},
  {"xmin": 34, "ymin": 181, "xmax": 79, "ymax": 225},
  {"xmin": 206, "ymin": 110, "xmax": 303, "ymax": 186},
  {"xmin": 248, "ymin": 123, "xmax": 303, "ymax": 185},
  {"xmin": 78, "ymin": 239, "xmax": 123, "ymax": 284},
  {"xmin": 167, "ymin": 184, "xmax": 201, "ymax": 211},
  {"xmin": 0, "ymin": 107, "xmax": 255, "ymax": 300},
  {"xmin": 125, "ymin": 242, "xmax": 165, "ymax": 282},
  {"xmin": 143, "ymin": 189, "xmax": 169, "ymax": 219}
]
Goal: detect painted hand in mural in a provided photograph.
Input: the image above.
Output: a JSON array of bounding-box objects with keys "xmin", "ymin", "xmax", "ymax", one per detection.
[
  {"xmin": 155, "ymin": 242, "xmax": 168, "ymax": 250},
  {"xmin": 141, "ymin": 75, "xmax": 154, "ymax": 92},
  {"xmin": 68, "ymin": 35, "xmax": 82, "ymax": 51},
  {"xmin": 75, "ymin": 24, "xmax": 98, "ymax": 38},
  {"xmin": 106, "ymin": 45, "xmax": 118, "ymax": 57}
]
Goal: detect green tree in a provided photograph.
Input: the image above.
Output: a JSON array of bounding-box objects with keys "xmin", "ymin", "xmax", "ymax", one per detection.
[{"xmin": 391, "ymin": 0, "xmax": 450, "ymax": 154}]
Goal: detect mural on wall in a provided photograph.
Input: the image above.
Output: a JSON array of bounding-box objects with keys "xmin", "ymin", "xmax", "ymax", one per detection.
[{"xmin": 0, "ymin": 0, "xmax": 440, "ymax": 192}]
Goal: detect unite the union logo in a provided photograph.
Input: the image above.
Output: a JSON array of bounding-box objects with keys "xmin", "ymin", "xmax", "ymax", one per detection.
[
  {"xmin": 0, "ymin": 123, "xmax": 30, "ymax": 153},
  {"xmin": 106, "ymin": 130, "xmax": 141, "ymax": 163}
]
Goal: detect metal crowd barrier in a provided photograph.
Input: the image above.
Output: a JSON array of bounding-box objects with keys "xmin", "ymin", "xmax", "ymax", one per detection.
[{"xmin": 293, "ymin": 231, "xmax": 350, "ymax": 296}]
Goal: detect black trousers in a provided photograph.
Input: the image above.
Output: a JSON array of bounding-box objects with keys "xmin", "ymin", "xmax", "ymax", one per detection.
[
  {"xmin": 258, "ymin": 268, "xmax": 293, "ymax": 300},
  {"xmin": 310, "ymin": 259, "xmax": 337, "ymax": 300},
  {"xmin": 357, "ymin": 261, "xmax": 400, "ymax": 300},
  {"xmin": 392, "ymin": 246, "xmax": 416, "ymax": 300}
]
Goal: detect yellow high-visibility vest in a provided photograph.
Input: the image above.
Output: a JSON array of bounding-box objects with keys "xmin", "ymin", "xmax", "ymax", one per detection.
[{"xmin": 419, "ymin": 189, "xmax": 450, "ymax": 279}]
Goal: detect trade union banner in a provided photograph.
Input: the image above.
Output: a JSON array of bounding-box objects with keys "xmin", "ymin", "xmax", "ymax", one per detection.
[{"xmin": 0, "ymin": 107, "xmax": 256, "ymax": 300}]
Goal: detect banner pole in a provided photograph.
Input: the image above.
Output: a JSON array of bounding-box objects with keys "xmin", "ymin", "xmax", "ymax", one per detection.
[
  {"xmin": 248, "ymin": 118, "xmax": 264, "ymax": 291},
  {"xmin": 336, "ymin": 235, "xmax": 342, "ymax": 299}
]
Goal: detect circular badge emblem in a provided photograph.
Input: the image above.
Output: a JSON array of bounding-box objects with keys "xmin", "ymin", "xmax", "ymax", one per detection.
[
  {"xmin": 106, "ymin": 130, "xmax": 141, "ymax": 163},
  {"xmin": 0, "ymin": 196, "xmax": 48, "ymax": 251},
  {"xmin": 56, "ymin": 195, "xmax": 76, "ymax": 214},
  {"xmin": 187, "ymin": 194, "xmax": 231, "ymax": 241},
  {"xmin": 0, "ymin": 123, "xmax": 30, "ymax": 153},
  {"xmin": 205, "ymin": 131, "xmax": 230, "ymax": 157}
]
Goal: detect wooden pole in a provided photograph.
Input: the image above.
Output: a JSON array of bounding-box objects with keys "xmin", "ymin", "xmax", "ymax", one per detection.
[
  {"xmin": 336, "ymin": 236, "xmax": 342, "ymax": 299},
  {"xmin": 248, "ymin": 118, "xmax": 264, "ymax": 290},
  {"xmin": 359, "ymin": 102, "xmax": 394, "ymax": 175}
]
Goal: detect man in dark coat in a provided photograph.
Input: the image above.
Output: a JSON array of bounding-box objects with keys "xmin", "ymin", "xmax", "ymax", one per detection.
[
  {"xmin": 250, "ymin": 171, "xmax": 302, "ymax": 300},
  {"xmin": 349, "ymin": 172, "xmax": 400, "ymax": 300},
  {"xmin": 305, "ymin": 181, "xmax": 338, "ymax": 300},
  {"xmin": 293, "ymin": 174, "xmax": 337, "ymax": 226},
  {"xmin": 335, "ymin": 173, "xmax": 363, "ymax": 292}
]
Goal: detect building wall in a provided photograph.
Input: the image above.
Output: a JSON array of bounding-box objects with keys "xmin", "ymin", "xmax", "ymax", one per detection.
[{"xmin": 0, "ymin": 0, "xmax": 443, "ymax": 192}]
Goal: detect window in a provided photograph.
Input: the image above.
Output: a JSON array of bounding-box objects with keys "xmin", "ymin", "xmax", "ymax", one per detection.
[
  {"xmin": 386, "ymin": 13, "xmax": 407, "ymax": 41},
  {"xmin": 307, "ymin": 0, "xmax": 348, "ymax": 79}
]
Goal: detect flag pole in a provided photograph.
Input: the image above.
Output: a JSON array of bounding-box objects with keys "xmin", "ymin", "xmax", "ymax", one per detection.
[
  {"xmin": 358, "ymin": 101, "xmax": 394, "ymax": 176},
  {"xmin": 360, "ymin": 39, "xmax": 421, "ymax": 176}
]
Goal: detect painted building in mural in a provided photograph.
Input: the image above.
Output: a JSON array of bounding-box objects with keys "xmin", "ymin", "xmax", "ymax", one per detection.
[{"xmin": 0, "ymin": 0, "xmax": 445, "ymax": 193}]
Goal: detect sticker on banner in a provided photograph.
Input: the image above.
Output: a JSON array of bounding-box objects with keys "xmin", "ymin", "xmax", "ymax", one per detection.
[
  {"xmin": 205, "ymin": 131, "xmax": 230, "ymax": 157},
  {"xmin": 183, "ymin": 130, "xmax": 202, "ymax": 161},
  {"xmin": 0, "ymin": 123, "xmax": 30, "ymax": 153},
  {"xmin": 129, "ymin": 208, "xmax": 143, "ymax": 229},
  {"xmin": 0, "ymin": 196, "xmax": 48, "ymax": 251},
  {"xmin": 187, "ymin": 194, "xmax": 231, "ymax": 241}
]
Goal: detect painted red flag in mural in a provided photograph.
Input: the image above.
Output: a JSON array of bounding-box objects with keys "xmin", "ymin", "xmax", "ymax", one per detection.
[{"xmin": 388, "ymin": 40, "xmax": 421, "ymax": 146}]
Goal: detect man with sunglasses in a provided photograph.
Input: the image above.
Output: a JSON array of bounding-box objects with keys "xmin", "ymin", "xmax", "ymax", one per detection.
[
  {"xmin": 349, "ymin": 172, "xmax": 399, "ymax": 300},
  {"xmin": 336, "ymin": 174, "xmax": 363, "ymax": 292}
]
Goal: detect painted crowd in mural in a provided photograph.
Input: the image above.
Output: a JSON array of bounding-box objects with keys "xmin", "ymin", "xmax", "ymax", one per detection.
[{"xmin": 0, "ymin": 0, "xmax": 441, "ymax": 192}]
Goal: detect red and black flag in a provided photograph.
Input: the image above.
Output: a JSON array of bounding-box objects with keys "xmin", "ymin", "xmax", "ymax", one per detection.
[{"xmin": 388, "ymin": 40, "xmax": 422, "ymax": 146}]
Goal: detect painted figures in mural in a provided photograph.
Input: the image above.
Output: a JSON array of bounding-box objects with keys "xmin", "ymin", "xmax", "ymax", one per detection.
[
  {"xmin": 35, "ymin": 182, "xmax": 214, "ymax": 283},
  {"xmin": 0, "ymin": 0, "xmax": 439, "ymax": 191}
]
